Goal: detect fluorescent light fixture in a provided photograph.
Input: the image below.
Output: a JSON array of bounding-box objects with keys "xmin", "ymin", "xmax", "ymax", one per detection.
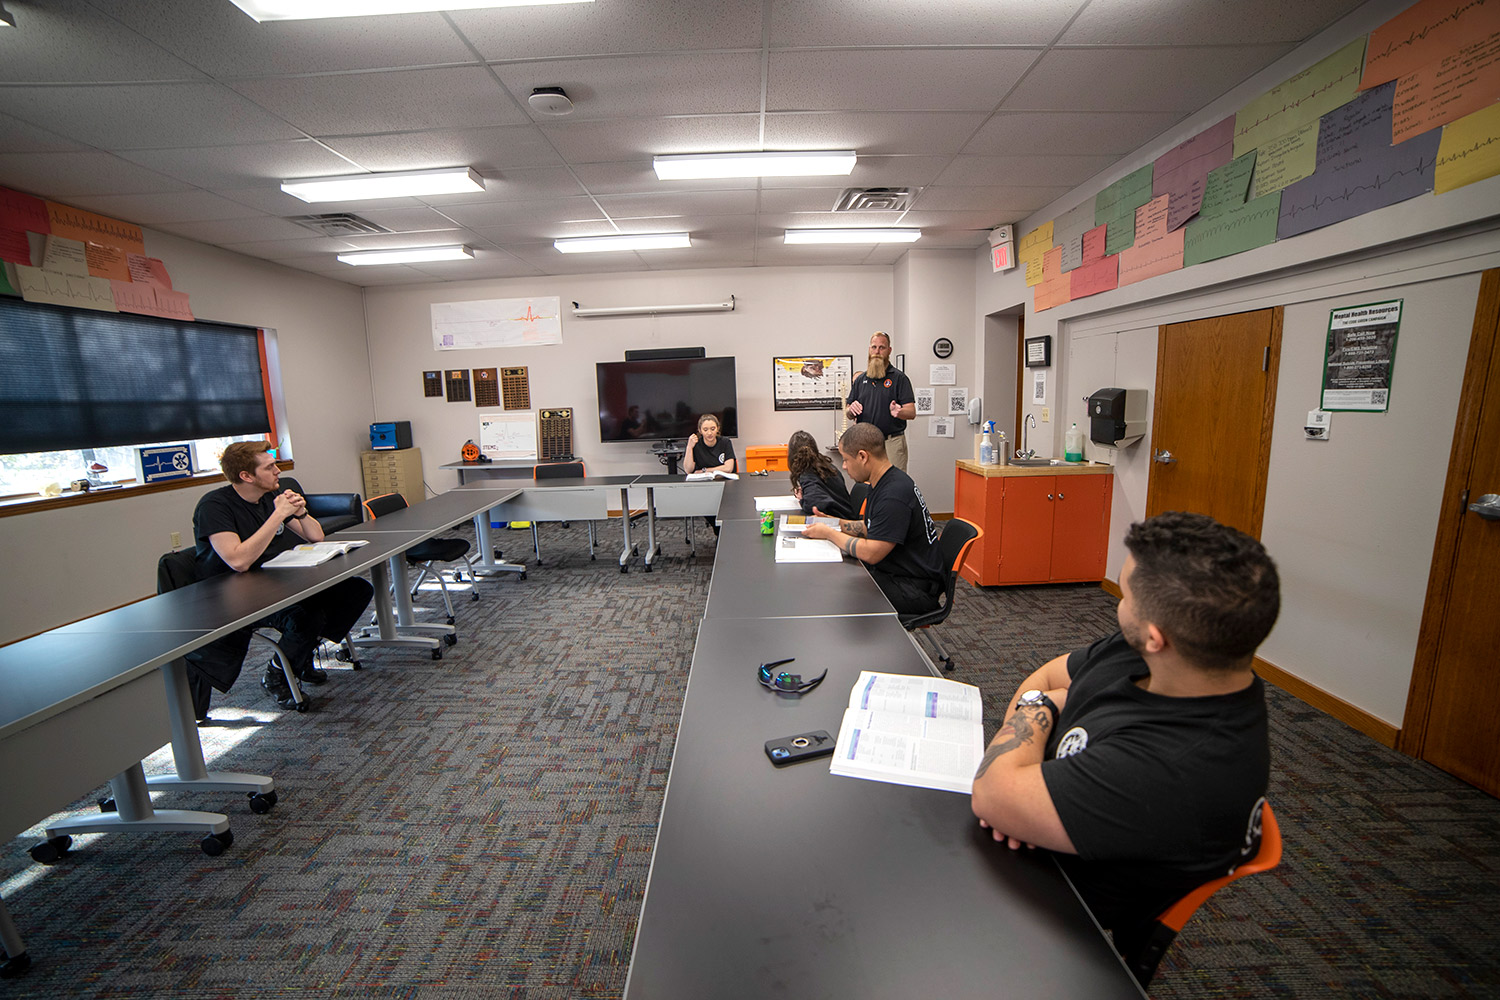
[
  {"xmin": 653, "ymin": 151, "xmax": 857, "ymax": 180},
  {"xmin": 231, "ymin": 0, "xmax": 590, "ymax": 21},
  {"xmin": 337, "ymin": 245, "xmax": 474, "ymax": 266},
  {"xmin": 784, "ymin": 228, "xmax": 922, "ymax": 244},
  {"xmin": 554, "ymin": 233, "xmax": 691, "ymax": 254},
  {"xmin": 281, "ymin": 167, "xmax": 484, "ymax": 203}
]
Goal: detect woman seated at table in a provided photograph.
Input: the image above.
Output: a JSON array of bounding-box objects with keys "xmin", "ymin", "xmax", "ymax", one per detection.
[
  {"xmin": 788, "ymin": 430, "xmax": 857, "ymax": 519},
  {"xmin": 683, "ymin": 413, "xmax": 736, "ymax": 476}
]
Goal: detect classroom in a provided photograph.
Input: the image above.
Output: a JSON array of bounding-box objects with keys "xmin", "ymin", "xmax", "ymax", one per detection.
[{"xmin": 2, "ymin": 0, "xmax": 1499, "ymax": 996}]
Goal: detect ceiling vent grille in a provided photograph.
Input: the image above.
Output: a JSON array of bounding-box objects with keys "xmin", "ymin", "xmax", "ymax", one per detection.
[
  {"xmin": 288, "ymin": 213, "xmax": 392, "ymax": 237},
  {"xmin": 833, "ymin": 187, "xmax": 913, "ymax": 212}
]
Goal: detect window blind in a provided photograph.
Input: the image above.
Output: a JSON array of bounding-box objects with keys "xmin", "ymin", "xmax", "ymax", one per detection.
[{"xmin": 0, "ymin": 296, "xmax": 271, "ymax": 455}]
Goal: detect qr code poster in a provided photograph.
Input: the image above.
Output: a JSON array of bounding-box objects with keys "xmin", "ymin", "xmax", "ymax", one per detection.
[
  {"xmin": 1031, "ymin": 369, "xmax": 1048, "ymax": 404},
  {"xmin": 773, "ymin": 355, "xmax": 854, "ymax": 410},
  {"xmin": 929, "ymin": 416, "xmax": 955, "ymax": 438},
  {"xmin": 915, "ymin": 387, "xmax": 936, "ymax": 415},
  {"xmin": 948, "ymin": 387, "xmax": 969, "ymax": 415}
]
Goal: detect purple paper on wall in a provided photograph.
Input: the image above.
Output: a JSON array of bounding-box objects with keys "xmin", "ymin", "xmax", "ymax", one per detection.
[{"xmin": 1153, "ymin": 116, "xmax": 1235, "ymax": 232}]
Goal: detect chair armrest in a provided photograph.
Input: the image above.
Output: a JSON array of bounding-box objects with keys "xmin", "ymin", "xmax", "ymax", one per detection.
[{"xmin": 305, "ymin": 492, "xmax": 363, "ymax": 535}]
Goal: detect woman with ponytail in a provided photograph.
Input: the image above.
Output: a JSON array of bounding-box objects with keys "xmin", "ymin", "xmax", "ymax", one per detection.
[{"xmin": 787, "ymin": 430, "xmax": 857, "ymax": 520}]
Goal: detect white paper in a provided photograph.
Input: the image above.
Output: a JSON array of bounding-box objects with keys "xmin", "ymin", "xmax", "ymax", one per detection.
[
  {"xmin": 479, "ymin": 411, "xmax": 537, "ymax": 461},
  {"xmin": 1031, "ymin": 369, "xmax": 1048, "ymax": 404},
  {"xmin": 929, "ymin": 364, "xmax": 957, "ymax": 385},
  {"xmin": 432, "ymin": 296, "xmax": 562, "ymax": 351},
  {"xmin": 947, "ymin": 387, "xmax": 969, "ymax": 415},
  {"xmin": 929, "ymin": 416, "xmax": 954, "ymax": 438},
  {"xmin": 914, "ymin": 386, "xmax": 936, "ymax": 415},
  {"xmin": 773, "ymin": 534, "xmax": 843, "ymax": 563},
  {"xmin": 754, "ymin": 495, "xmax": 802, "ymax": 511}
]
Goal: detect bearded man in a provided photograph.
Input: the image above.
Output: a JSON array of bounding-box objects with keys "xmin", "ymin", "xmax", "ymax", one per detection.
[{"xmin": 844, "ymin": 330, "xmax": 916, "ymax": 471}]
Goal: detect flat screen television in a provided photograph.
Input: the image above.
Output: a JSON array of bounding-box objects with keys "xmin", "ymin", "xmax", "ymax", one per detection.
[{"xmin": 597, "ymin": 356, "xmax": 738, "ymax": 442}]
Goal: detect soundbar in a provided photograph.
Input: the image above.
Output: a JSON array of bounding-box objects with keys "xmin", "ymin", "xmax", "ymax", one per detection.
[{"xmin": 624, "ymin": 347, "xmax": 706, "ymax": 361}]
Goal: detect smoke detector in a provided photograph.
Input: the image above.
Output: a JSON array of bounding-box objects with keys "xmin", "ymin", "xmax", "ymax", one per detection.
[{"xmin": 528, "ymin": 87, "xmax": 574, "ymax": 116}]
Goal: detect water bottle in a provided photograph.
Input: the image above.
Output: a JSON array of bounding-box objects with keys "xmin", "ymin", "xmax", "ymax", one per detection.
[
  {"xmin": 1065, "ymin": 422, "xmax": 1084, "ymax": 463},
  {"xmin": 996, "ymin": 430, "xmax": 1008, "ymax": 465}
]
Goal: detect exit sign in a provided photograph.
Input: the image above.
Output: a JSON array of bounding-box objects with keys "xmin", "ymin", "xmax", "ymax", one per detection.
[{"xmin": 991, "ymin": 242, "xmax": 1015, "ymax": 272}]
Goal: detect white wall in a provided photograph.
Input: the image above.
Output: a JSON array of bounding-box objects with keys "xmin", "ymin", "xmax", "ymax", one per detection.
[
  {"xmin": 0, "ymin": 234, "xmax": 371, "ymax": 643},
  {"xmin": 361, "ymin": 266, "xmax": 895, "ymax": 489}
]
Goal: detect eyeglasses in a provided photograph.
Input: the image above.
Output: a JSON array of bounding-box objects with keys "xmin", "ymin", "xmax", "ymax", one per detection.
[{"xmin": 756, "ymin": 658, "xmax": 827, "ymax": 695}]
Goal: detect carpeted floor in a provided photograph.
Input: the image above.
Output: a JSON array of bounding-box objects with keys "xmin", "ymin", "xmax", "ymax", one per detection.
[{"xmin": 4, "ymin": 518, "xmax": 1499, "ymax": 998}]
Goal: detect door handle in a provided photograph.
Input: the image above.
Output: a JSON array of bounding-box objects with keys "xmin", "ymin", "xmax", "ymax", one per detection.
[
  {"xmin": 1468, "ymin": 493, "xmax": 1500, "ymax": 520},
  {"xmin": 1153, "ymin": 449, "xmax": 1177, "ymax": 464}
]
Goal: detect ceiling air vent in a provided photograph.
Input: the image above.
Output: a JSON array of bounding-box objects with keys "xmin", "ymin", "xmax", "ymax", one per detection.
[
  {"xmin": 833, "ymin": 187, "xmax": 914, "ymax": 212},
  {"xmin": 288, "ymin": 213, "xmax": 391, "ymax": 237}
]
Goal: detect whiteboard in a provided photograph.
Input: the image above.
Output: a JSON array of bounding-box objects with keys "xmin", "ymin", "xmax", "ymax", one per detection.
[{"xmin": 479, "ymin": 411, "xmax": 537, "ymax": 461}]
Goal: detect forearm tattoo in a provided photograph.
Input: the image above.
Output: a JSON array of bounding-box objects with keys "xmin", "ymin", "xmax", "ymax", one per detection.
[{"xmin": 974, "ymin": 708, "xmax": 1052, "ymax": 778}]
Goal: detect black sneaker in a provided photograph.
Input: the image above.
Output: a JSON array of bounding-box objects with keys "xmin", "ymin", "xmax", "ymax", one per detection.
[
  {"xmin": 297, "ymin": 665, "xmax": 329, "ymax": 685},
  {"xmin": 261, "ymin": 668, "xmax": 297, "ymax": 710}
]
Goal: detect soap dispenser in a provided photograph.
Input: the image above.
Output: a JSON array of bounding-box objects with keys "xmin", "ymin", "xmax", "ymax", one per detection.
[{"xmin": 1065, "ymin": 422, "xmax": 1084, "ymax": 463}]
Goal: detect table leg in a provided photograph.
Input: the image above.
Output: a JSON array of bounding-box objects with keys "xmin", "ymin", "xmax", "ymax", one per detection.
[
  {"xmin": 470, "ymin": 509, "xmax": 525, "ymax": 577},
  {"xmin": 618, "ymin": 487, "xmax": 633, "ymax": 573},
  {"xmin": 0, "ymin": 898, "xmax": 28, "ymax": 978},
  {"xmin": 644, "ymin": 486, "xmax": 660, "ymax": 572},
  {"xmin": 46, "ymin": 763, "xmax": 231, "ymax": 848},
  {"xmin": 350, "ymin": 558, "xmax": 443, "ymax": 655},
  {"xmin": 144, "ymin": 659, "xmax": 274, "ymax": 801}
]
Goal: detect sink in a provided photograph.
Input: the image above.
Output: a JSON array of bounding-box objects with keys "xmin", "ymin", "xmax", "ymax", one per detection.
[{"xmin": 1007, "ymin": 457, "xmax": 1085, "ymax": 467}]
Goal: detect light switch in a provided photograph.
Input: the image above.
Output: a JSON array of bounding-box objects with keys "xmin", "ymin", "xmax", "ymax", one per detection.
[{"xmin": 1041, "ymin": 407, "xmax": 1050, "ymax": 423}]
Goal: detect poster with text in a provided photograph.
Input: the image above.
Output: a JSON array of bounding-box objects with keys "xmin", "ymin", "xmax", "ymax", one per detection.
[
  {"xmin": 1322, "ymin": 300, "xmax": 1402, "ymax": 411},
  {"xmin": 773, "ymin": 355, "xmax": 854, "ymax": 410}
]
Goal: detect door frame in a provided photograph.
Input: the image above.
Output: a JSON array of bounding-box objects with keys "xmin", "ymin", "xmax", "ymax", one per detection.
[
  {"xmin": 1146, "ymin": 307, "xmax": 1284, "ymax": 539},
  {"xmin": 1399, "ymin": 269, "xmax": 1500, "ymax": 756}
]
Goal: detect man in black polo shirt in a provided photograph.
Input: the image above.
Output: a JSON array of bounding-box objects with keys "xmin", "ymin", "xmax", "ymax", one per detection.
[
  {"xmin": 845, "ymin": 330, "xmax": 916, "ymax": 471},
  {"xmin": 802, "ymin": 423, "xmax": 943, "ymax": 614},
  {"xmin": 969, "ymin": 511, "xmax": 1278, "ymax": 972},
  {"xmin": 187, "ymin": 441, "xmax": 372, "ymax": 716}
]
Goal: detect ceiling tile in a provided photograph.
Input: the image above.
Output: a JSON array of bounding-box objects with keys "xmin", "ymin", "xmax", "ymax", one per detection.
[
  {"xmin": 116, "ymin": 139, "xmax": 361, "ymax": 190},
  {"xmin": 1061, "ymin": 0, "xmax": 1368, "ymax": 45},
  {"xmin": 758, "ymin": 210, "xmax": 920, "ymax": 230},
  {"xmin": 912, "ymin": 186, "xmax": 1074, "ymax": 213},
  {"xmin": 768, "ymin": 49, "xmax": 1038, "ymax": 112},
  {"xmin": 437, "ymin": 196, "xmax": 607, "ymax": 230},
  {"xmin": 963, "ymin": 110, "xmax": 1183, "ymax": 156},
  {"xmin": 900, "ymin": 209, "xmax": 1028, "ymax": 231},
  {"xmin": 763, "ymin": 111, "xmax": 987, "ymax": 157},
  {"xmin": 218, "ymin": 237, "xmax": 361, "ymax": 259},
  {"xmin": 0, "ymin": 151, "xmax": 193, "ymax": 197},
  {"xmin": 503, "ymin": 244, "xmax": 651, "ymax": 273},
  {"xmin": 539, "ymin": 115, "xmax": 762, "ymax": 162},
  {"xmin": 60, "ymin": 190, "xmax": 265, "ymax": 225},
  {"xmin": 216, "ymin": 186, "xmax": 425, "ymax": 216},
  {"xmin": 0, "ymin": 2, "xmax": 206, "ymax": 83},
  {"xmin": 1003, "ymin": 45, "xmax": 1294, "ymax": 112},
  {"xmin": 0, "ymin": 83, "xmax": 304, "ymax": 150},
  {"xmin": 0, "ymin": 112, "xmax": 89, "ymax": 154},
  {"xmin": 419, "ymin": 167, "xmax": 585, "ymax": 206},
  {"xmin": 231, "ymin": 68, "xmax": 528, "ymax": 136},
  {"xmin": 321, "ymin": 125, "xmax": 563, "ymax": 174},
  {"xmin": 151, "ymin": 216, "xmax": 322, "ymax": 244},
  {"xmin": 758, "ymin": 155, "xmax": 954, "ymax": 190},
  {"xmin": 934, "ymin": 154, "xmax": 1120, "ymax": 187},
  {"xmin": 450, "ymin": 2, "xmax": 763, "ymax": 59},
  {"xmin": 492, "ymin": 53, "xmax": 763, "ymax": 121},
  {"xmin": 408, "ymin": 252, "xmax": 545, "ymax": 280},
  {"xmin": 757, "ymin": 189, "xmax": 848, "ymax": 213},
  {"xmin": 354, "ymin": 207, "xmax": 470, "ymax": 233},
  {"xmin": 336, "ymin": 229, "xmax": 481, "ymax": 251},
  {"xmin": 597, "ymin": 190, "xmax": 759, "ymax": 219},
  {"xmin": 473, "ymin": 219, "xmax": 620, "ymax": 243},
  {"xmin": 769, "ymin": 0, "xmax": 1086, "ymax": 46},
  {"xmin": 572, "ymin": 161, "xmax": 758, "ymax": 196},
  {"xmin": 93, "ymin": 0, "xmax": 476, "ymax": 76}
]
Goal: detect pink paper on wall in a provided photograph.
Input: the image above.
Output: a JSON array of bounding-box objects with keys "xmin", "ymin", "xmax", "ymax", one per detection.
[
  {"xmin": 0, "ymin": 187, "xmax": 50, "ymax": 235},
  {"xmin": 1033, "ymin": 246, "xmax": 1073, "ymax": 312},
  {"xmin": 1070, "ymin": 254, "xmax": 1119, "ymax": 299},
  {"xmin": 1, "ymin": 228, "xmax": 31, "ymax": 266},
  {"xmin": 1118, "ymin": 194, "xmax": 1185, "ymax": 287},
  {"xmin": 1152, "ymin": 116, "xmax": 1235, "ymax": 232}
]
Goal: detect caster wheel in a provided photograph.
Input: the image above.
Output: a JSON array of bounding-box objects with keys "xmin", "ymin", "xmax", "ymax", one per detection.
[
  {"xmin": 30, "ymin": 835, "xmax": 72, "ymax": 865},
  {"xmin": 493, "ymin": 549, "xmax": 503, "ymax": 560},
  {"xmin": 1, "ymin": 952, "xmax": 31, "ymax": 979},
  {"xmin": 446, "ymin": 615, "xmax": 456, "ymax": 626},
  {"xmin": 200, "ymin": 830, "xmax": 233, "ymax": 857},
  {"xmin": 335, "ymin": 649, "xmax": 351, "ymax": 662},
  {"xmin": 294, "ymin": 700, "xmax": 310, "ymax": 713},
  {"xmin": 431, "ymin": 649, "xmax": 443, "ymax": 661},
  {"xmin": 98, "ymin": 796, "xmax": 117, "ymax": 813},
  {"xmin": 350, "ymin": 659, "xmax": 364, "ymax": 670},
  {"xmin": 519, "ymin": 572, "xmax": 528, "ymax": 580},
  {"xmin": 645, "ymin": 564, "xmax": 653, "ymax": 573},
  {"xmin": 620, "ymin": 565, "xmax": 628, "ymax": 574},
  {"xmin": 443, "ymin": 633, "xmax": 458, "ymax": 647},
  {"xmin": 470, "ymin": 592, "xmax": 478, "ymax": 602},
  {"xmin": 632, "ymin": 545, "xmax": 639, "ymax": 555},
  {"xmin": 247, "ymin": 790, "xmax": 277, "ymax": 814},
  {"xmin": 589, "ymin": 555, "xmax": 595, "ymax": 561}
]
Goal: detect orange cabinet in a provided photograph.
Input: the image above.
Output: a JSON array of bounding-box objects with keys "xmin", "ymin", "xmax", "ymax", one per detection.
[
  {"xmin": 955, "ymin": 464, "xmax": 1112, "ymax": 587},
  {"xmin": 743, "ymin": 445, "xmax": 789, "ymax": 474}
]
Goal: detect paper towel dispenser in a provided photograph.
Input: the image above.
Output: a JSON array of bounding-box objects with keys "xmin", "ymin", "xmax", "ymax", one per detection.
[{"xmin": 1088, "ymin": 388, "xmax": 1147, "ymax": 448}]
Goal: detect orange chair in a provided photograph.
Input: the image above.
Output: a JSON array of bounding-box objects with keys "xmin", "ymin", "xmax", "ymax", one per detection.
[
  {"xmin": 898, "ymin": 517, "xmax": 982, "ymax": 671},
  {"xmin": 1126, "ymin": 800, "xmax": 1283, "ymax": 986}
]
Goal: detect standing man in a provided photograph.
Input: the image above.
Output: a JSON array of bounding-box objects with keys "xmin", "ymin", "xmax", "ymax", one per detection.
[
  {"xmin": 969, "ymin": 511, "xmax": 1278, "ymax": 971},
  {"xmin": 802, "ymin": 423, "xmax": 943, "ymax": 614},
  {"xmin": 845, "ymin": 330, "xmax": 916, "ymax": 471},
  {"xmin": 188, "ymin": 441, "xmax": 373, "ymax": 715}
]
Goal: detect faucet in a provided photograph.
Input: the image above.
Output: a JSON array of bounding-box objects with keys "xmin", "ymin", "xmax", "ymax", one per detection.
[{"xmin": 1018, "ymin": 413, "xmax": 1037, "ymax": 459}]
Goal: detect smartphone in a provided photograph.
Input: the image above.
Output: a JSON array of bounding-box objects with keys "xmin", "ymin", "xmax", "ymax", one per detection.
[{"xmin": 764, "ymin": 730, "xmax": 836, "ymax": 767}]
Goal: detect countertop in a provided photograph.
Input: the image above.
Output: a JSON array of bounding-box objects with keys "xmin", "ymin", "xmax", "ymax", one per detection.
[{"xmin": 955, "ymin": 458, "xmax": 1113, "ymax": 478}]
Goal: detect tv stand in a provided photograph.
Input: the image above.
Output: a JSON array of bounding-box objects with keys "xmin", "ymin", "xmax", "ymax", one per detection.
[{"xmin": 652, "ymin": 440, "xmax": 686, "ymax": 476}]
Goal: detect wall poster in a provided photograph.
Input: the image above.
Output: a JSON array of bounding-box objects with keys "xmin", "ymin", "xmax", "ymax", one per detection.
[
  {"xmin": 773, "ymin": 355, "xmax": 854, "ymax": 410},
  {"xmin": 1322, "ymin": 300, "xmax": 1402, "ymax": 411}
]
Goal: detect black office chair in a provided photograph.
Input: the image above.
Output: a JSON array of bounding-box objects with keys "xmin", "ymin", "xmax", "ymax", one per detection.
[
  {"xmin": 531, "ymin": 461, "xmax": 595, "ymax": 563},
  {"xmin": 898, "ymin": 518, "xmax": 982, "ymax": 672},
  {"xmin": 364, "ymin": 492, "xmax": 475, "ymax": 625},
  {"xmin": 280, "ymin": 476, "xmax": 363, "ymax": 535},
  {"xmin": 850, "ymin": 482, "xmax": 872, "ymax": 517},
  {"xmin": 156, "ymin": 549, "xmax": 311, "ymax": 712}
]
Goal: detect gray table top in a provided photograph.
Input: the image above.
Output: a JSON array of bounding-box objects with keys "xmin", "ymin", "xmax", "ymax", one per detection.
[
  {"xmin": 355, "ymin": 487, "xmax": 519, "ymax": 533},
  {"xmin": 625, "ymin": 614, "xmax": 1141, "ymax": 1000},
  {"xmin": 714, "ymin": 472, "xmax": 794, "ymax": 522},
  {"xmin": 704, "ymin": 518, "xmax": 895, "ymax": 620}
]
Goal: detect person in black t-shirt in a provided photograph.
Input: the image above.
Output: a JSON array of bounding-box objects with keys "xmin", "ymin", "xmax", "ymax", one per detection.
[
  {"xmin": 844, "ymin": 331, "xmax": 916, "ymax": 471},
  {"xmin": 802, "ymin": 423, "xmax": 943, "ymax": 614},
  {"xmin": 969, "ymin": 511, "xmax": 1280, "ymax": 970},
  {"xmin": 682, "ymin": 412, "xmax": 735, "ymax": 475},
  {"xmin": 786, "ymin": 430, "xmax": 856, "ymax": 520},
  {"xmin": 187, "ymin": 441, "xmax": 372, "ymax": 717}
]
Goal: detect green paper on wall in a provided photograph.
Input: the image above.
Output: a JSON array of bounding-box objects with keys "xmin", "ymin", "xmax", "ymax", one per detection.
[
  {"xmin": 1198, "ymin": 151, "xmax": 1258, "ymax": 220},
  {"xmin": 0, "ymin": 263, "xmax": 16, "ymax": 297},
  {"xmin": 1183, "ymin": 191, "xmax": 1282, "ymax": 267},
  {"xmin": 1094, "ymin": 164, "xmax": 1154, "ymax": 256}
]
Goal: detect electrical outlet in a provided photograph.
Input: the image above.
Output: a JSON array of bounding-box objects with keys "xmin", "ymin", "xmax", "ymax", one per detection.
[
  {"xmin": 170, "ymin": 531, "xmax": 181, "ymax": 549},
  {"xmin": 1041, "ymin": 407, "xmax": 1050, "ymax": 423}
]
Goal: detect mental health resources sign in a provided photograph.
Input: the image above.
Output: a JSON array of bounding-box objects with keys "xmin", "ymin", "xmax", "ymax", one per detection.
[{"xmin": 1322, "ymin": 300, "xmax": 1402, "ymax": 412}]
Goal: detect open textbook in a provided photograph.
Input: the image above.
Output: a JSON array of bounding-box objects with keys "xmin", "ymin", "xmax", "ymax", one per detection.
[
  {"xmin": 829, "ymin": 671, "xmax": 985, "ymax": 793},
  {"xmin": 778, "ymin": 514, "xmax": 840, "ymax": 533},
  {"xmin": 685, "ymin": 470, "xmax": 739, "ymax": 481},
  {"xmin": 262, "ymin": 539, "xmax": 370, "ymax": 568}
]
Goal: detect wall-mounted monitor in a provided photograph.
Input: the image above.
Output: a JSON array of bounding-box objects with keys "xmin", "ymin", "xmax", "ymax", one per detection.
[{"xmin": 597, "ymin": 356, "xmax": 738, "ymax": 442}]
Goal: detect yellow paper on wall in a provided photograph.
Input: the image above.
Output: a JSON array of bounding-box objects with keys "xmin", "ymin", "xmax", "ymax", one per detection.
[
  {"xmin": 1434, "ymin": 101, "xmax": 1500, "ymax": 193},
  {"xmin": 1019, "ymin": 221, "xmax": 1054, "ymax": 287}
]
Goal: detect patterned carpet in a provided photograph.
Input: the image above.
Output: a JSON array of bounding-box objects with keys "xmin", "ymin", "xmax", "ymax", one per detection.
[{"xmin": 4, "ymin": 519, "xmax": 1499, "ymax": 998}]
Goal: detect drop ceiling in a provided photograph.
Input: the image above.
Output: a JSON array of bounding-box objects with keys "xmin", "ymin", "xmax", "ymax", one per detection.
[{"xmin": 0, "ymin": 0, "xmax": 1370, "ymax": 286}]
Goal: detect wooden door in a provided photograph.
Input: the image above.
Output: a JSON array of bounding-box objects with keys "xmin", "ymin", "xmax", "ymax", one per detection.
[
  {"xmin": 1147, "ymin": 309, "xmax": 1282, "ymax": 538},
  {"xmin": 998, "ymin": 476, "xmax": 1054, "ymax": 584},
  {"xmin": 1050, "ymin": 474, "xmax": 1112, "ymax": 582},
  {"xmin": 1404, "ymin": 270, "xmax": 1500, "ymax": 795}
]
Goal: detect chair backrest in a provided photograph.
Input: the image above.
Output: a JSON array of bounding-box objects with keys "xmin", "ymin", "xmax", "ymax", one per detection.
[
  {"xmin": 157, "ymin": 548, "xmax": 198, "ymax": 594},
  {"xmin": 534, "ymin": 460, "xmax": 586, "ymax": 480},
  {"xmin": 363, "ymin": 492, "xmax": 410, "ymax": 520},
  {"xmin": 1157, "ymin": 801, "xmax": 1282, "ymax": 933},
  {"xmin": 934, "ymin": 517, "xmax": 981, "ymax": 608},
  {"xmin": 850, "ymin": 482, "xmax": 871, "ymax": 516}
]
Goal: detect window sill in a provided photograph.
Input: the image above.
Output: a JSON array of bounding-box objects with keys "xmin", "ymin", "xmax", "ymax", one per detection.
[{"xmin": 0, "ymin": 461, "xmax": 295, "ymax": 518}]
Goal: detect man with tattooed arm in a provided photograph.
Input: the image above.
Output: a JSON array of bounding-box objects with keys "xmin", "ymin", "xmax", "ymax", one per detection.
[{"xmin": 970, "ymin": 511, "xmax": 1279, "ymax": 963}]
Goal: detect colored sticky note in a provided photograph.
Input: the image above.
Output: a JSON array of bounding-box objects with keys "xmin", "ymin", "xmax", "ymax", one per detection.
[
  {"xmin": 1235, "ymin": 37, "xmax": 1366, "ymax": 157},
  {"xmin": 1435, "ymin": 101, "xmax": 1500, "ymax": 193}
]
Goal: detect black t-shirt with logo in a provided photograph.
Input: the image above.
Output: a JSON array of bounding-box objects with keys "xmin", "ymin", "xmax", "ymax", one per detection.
[
  {"xmin": 1040, "ymin": 631, "xmax": 1270, "ymax": 932},
  {"xmin": 862, "ymin": 465, "xmax": 942, "ymax": 586},
  {"xmin": 192, "ymin": 484, "xmax": 299, "ymax": 577},
  {"xmin": 846, "ymin": 367, "xmax": 915, "ymax": 437},
  {"xmin": 690, "ymin": 437, "xmax": 736, "ymax": 472}
]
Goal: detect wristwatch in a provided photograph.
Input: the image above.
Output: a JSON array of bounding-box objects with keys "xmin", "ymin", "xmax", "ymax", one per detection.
[{"xmin": 1015, "ymin": 689, "xmax": 1059, "ymax": 725}]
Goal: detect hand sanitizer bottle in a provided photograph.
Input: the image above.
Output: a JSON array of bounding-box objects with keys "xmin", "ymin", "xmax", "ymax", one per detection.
[{"xmin": 1065, "ymin": 422, "xmax": 1084, "ymax": 463}]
